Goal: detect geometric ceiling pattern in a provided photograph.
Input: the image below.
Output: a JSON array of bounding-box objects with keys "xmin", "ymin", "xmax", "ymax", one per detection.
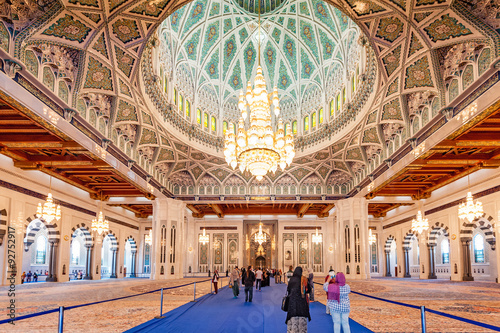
[
  {"xmin": 158, "ymin": 0, "xmax": 363, "ymax": 123},
  {"xmin": 1, "ymin": 0, "xmax": 499, "ymax": 199}
]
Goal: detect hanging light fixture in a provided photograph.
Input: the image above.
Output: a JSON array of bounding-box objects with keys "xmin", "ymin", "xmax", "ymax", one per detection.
[
  {"xmin": 458, "ymin": 161, "xmax": 483, "ymax": 222},
  {"xmin": 368, "ymin": 229, "xmax": 376, "ymax": 245},
  {"xmin": 145, "ymin": 229, "xmax": 152, "ymax": 246},
  {"xmin": 312, "ymin": 228, "xmax": 322, "ymax": 244},
  {"xmin": 224, "ymin": 0, "xmax": 295, "ymax": 181},
  {"xmin": 91, "ymin": 201, "xmax": 109, "ymax": 235},
  {"xmin": 411, "ymin": 211, "xmax": 429, "ymax": 235},
  {"xmin": 199, "ymin": 227, "xmax": 209, "ymax": 245},
  {"xmin": 255, "ymin": 222, "xmax": 266, "ymax": 245},
  {"xmin": 36, "ymin": 176, "xmax": 61, "ymax": 224}
]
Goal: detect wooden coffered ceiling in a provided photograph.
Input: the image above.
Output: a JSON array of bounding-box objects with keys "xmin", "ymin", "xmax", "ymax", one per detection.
[
  {"xmin": 107, "ymin": 204, "xmax": 153, "ymax": 218},
  {"xmin": 0, "ymin": 97, "xmax": 154, "ymax": 201},
  {"xmin": 367, "ymin": 203, "xmax": 414, "ymax": 218},
  {"xmin": 186, "ymin": 202, "xmax": 335, "ymax": 218},
  {"xmin": 367, "ymin": 106, "xmax": 500, "ymax": 200}
]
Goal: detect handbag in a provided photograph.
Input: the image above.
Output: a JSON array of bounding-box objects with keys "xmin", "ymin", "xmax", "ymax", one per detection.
[{"xmin": 281, "ymin": 291, "xmax": 289, "ymax": 312}]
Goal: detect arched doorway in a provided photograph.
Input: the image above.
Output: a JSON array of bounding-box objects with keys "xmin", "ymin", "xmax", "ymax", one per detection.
[
  {"xmin": 101, "ymin": 233, "xmax": 118, "ymax": 278},
  {"xmin": 69, "ymin": 227, "xmax": 93, "ymax": 280},
  {"xmin": 250, "ymin": 233, "xmax": 271, "ymax": 270},
  {"xmin": 255, "ymin": 256, "xmax": 266, "ymax": 269},
  {"xmin": 124, "ymin": 237, "xmax": 137, "ymax": 277},
  {"xmin": 384, "ymin": 236, "xmax": 397, "ymax": 277}
]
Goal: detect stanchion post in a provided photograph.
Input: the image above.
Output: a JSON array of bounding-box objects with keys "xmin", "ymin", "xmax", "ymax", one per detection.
[
  {"xmin": 211, "ymin": 279, "xmax": 213, "ymax": 294},
  {"xmin": 155, "ymin": 288, "xmax": 165, "ymax": 319},
  {"xmin": 192, "ymin": 282, "xmax": 196, "ymax": 302},
  {"xmin": 421, "ymin": 306, "xmax": 426, "ymax": 333},
  {"xmin": 58, "ymin": 306, "xmax": 64, "ymax": 333}
]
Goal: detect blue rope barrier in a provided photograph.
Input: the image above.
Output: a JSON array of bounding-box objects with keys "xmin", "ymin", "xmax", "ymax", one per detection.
[
  {"xmin": 314, "ymin": 282, "xmax": 500, "ymax": 332},
  {"xmin": 0, "ymin": 278, "xmax": 212, "ymax": 325}
]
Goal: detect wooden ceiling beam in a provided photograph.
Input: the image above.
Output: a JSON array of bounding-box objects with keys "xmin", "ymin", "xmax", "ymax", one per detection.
[
  {"xmin": 0, "ymin": 141, "xmax": 85, "ymax": 149},
  {"xmin": 317, "ymin": 203, "xmax": 335, "ymax": 218},
  {"xmin": 209, "ymin": 204, "xmax": 225, "ymax": 218},
  {"xmin": 297, "ymin": 203, "xmax": 313, "ymax": 218},
  {"xmin": 434, "ymin": 140, "xmax": 500, "ymax": 148},
  {"xmin": 187, "ymin": 204, "xmax": 204, "ymax": 218}
]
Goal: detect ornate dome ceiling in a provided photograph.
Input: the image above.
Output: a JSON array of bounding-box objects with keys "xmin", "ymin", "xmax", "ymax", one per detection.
[{"xmin": 157, "ymin": 0, "xmax": 364, "ymax": 125}]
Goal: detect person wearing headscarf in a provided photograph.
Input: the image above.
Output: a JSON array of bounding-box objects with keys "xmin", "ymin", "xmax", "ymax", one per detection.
[
  {"xmin": 285, "ymin": 267, "xmax": 311, "ymax": 332},
  {"xmin": 212, "ymin": 269, "xmax": 219, "ymax": 294},
  {"xmin": 323, "ymin": 272, "xmax": 351, "ymax": 333},
  {"xmin": 307, "ymin": 268, "xmax": 314, "ymax": 302},
  {"xmin": 324, "ymin": 269, "xmax": 336, "ymax": 314},
  {"xmin": 230, "ymin": 266, "xmax": 240, "ymax": 299}
]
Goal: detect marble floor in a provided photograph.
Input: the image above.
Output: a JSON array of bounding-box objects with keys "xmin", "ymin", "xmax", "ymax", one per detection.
[{"xmin": 0, "ymin": 277, "xmax": 499, "ymax": 332}]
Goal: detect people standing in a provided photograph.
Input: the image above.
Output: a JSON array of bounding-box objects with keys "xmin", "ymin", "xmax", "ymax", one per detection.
[
  {"xmin": 285, "ymin": 267, "xmax": 311, "ymax": 333},
  {"xmin": 255, "ymin": 267, "xmax": 263, "ymax": 291},
  {"xmin": 27, "ymin": 271, "xmax": 32, "ymax": 283},
  {"xmin": 241, "ymin": 267, "xmax": 246, "ymax": 285},
  {"xmin": 21, "ymin": 271, "xmax": 26, "ymax": 284},
  {"xmin": 275, "ymin": 269, "xmax": 280, "ymax": 284},
  {"xmin": 212, "ymin": 269, "xmax": 220, "ymax": 294},
  {"xmin": 279, "ymin": 269, "xmax": 283, "ymax": 283},
  {"xmin": 230, "ymin": 266, "xmax": 240, "ymax": 298},
  {"xmin": 286, "ymin": 266, "xmax": 294, "ymax": 284},
  {"xmin": 325, "ymin": 270, "xmax": 336, "ymax": 314},
  {"xmin": 323, "ymin": 272, "xmax": 351, "ymax": 333},
  {"xmin": 244, "ymin": 265, "xmax": 255, "ymax": 302},
  {"xmin": 307, "ymin": 268, "xmax": 314, "ymax": 302},
  {"xmin": 33, "ymin": 272, "xmax": 38, "ymax": 282}
]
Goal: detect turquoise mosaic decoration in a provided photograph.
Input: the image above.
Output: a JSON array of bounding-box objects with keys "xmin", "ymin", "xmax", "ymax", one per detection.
[
  {"xmin": 381, "ymin": 98, "xmax": 403, "ymax": 121},
  {"xmin": 382, "ymin": 45, "xmax": 401, "ymax": 77},
  {"xmin": 376, "ymin": 17, "xmax": 404, "ymax": 43},
  {"xmin": 424, "ymin": 14, "xmax": 472, "ymax": 43},
  {"xmin": 112, "ymin": 19, "xmax": 141, "ymax": 44},
  {"xmin": 405, "ymin": 56, "xmax": 433, "ymax": 89},
  {"xmin": 42, "ymin": 15, "xmax": 91, "ymax": 43},
  {"xmin": 84, "ymin": 57, "xmax": 113, "ymax": 91}
]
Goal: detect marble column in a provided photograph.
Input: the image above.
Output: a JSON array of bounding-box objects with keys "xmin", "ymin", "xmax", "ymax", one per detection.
[
  {"xmin": 462, "ymin": 240, "xmax": 474, "ymax": 281},
  {"xmin": 110, "ymin": 249, "xmax": 117, "ymax": 278},
  {"xmin": 403, "ymin": 248, "xmax": 411, "ymax": 278},
  {"xmin": 46, "ymin": 241, "xmax": 58, "ymax": 282},
  {"xmin": 385, "ymin": 250, "xmax": 392, "ymax": 277},
  {"xmin": 130, "ymin": 251, "xmax": 137, "ymax": 277},
  {"xmin": 428, "ymin": 244, "xmax": 437, "ymax": 279},
  {"xmin": 84, "ymin": 246, "xmax": 92, "ymax": 280}
]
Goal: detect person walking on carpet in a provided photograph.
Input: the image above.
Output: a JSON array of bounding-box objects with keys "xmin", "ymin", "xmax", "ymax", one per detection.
[
  {"xmin": 244, "ymin": 265, "xmax": 255, "ymax": 302},
  {"xmin": 285, "ymin": 267, "xmax": 311, "ymax": 333},
  {"xmin": 307, "ymin": 268, "xmax": 314, "ymax": 302},
  {"xmin": 230, "ymin": 266, "xmax": 240, "ymax": 298},
  {"xmin": 212, "ymin": 269, "xmax": 220, "ymax": 294},
  {"xmin": 323, "ymin": 272, "xmax": 351, "ymax": 333},
  {"xmin": 255, "ymin": 267, "xmax": 263, "ymax": 291},
  {"xmin": 286, "ymin": 266, "xmax": 294, "ymax": 284}
]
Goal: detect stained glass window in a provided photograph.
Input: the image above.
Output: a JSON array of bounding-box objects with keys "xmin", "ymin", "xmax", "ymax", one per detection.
[
  {"xmin": 330, "ymin": 100, "xmax": 335, "ymax": 117},
  {"xmin": 211, "ymin": 116, "xmax": 216, "ymax": 132},
  {"xmin": 186, "ymin": 100, "xmax": 190, "ymax": 117},
  {"xmin": 343, "ymin": 88, "xmax": 346, "ymax": 104},
  {"xmin": 319, "ymin": 108, "xmax": 324, "ymax": 123},
  {"xmin": 292, "ymin": 121, "xmax": 297, "ymax": 135},
  {"xmin": 204, "ymin": 112, "xmax": 209, "ymax": 128},
  {"xmin": 312, "ymin": 112, "xmax": 316, "ymax": 128},
  {"xmin": 179, "ymin": 95, "xmax": 183, "ymax": 112},
  {"xmin": 336, "ymin": 93, "xmax": 341, "ymax": 112},
  {"xmin": 352, "ymin": 75, "xmax": 356, "ymax": 93},
  {"xmin": 164, "ymin": 75, "xmax": 168, "ymax": 93},
  {"xmin": 223, "ymin": 121, "xmax": 228, "ymax": 134},
  {"xmin": 304, "ymin": 116, "xmax": 309, "ymax": 131},
  {"xmin": 196, "ymin": 109, "xmax": 202, "ymax": 125},
  {"xmin": 174, "ymin": 88, "xmax": 177, "ymax": 105}
]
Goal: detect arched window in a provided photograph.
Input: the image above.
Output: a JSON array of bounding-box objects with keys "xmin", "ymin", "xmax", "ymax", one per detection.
[
  {"xmin": 319, "ymin": 108, "xmax": 324, "ymax": 124},
  {"xmin": 173, "ymin": 88, "xmax": 177, "ymax": 105},
  {"xmin": 223, "ymin": 121, "xmax": 228, "ymax": 134},
  {"xmin": 285, "ymin": 123, "xmax": 290, "ymax": 136},
  {"xmin": 179, "ymin": 95, "xmax": 183, "ymax": 112},
  {"xmin": 342, "ymin": 87, "xmax": 346, "ymax": 104},
  {"xmin": 311, "ymin": 112, "xmax": 316, "ymax": 128},
  {"xmin": 203, "ymin": 112, "xmax": 209, "ymax": 128},
  {"xmin": 35, "ymin": 235, "xmax": 47, "ymax": 264},
  {"xmin": 71, "ymin": 240, "xmax": 81, "ymax": 265},
  {"xmin": 336, "ymin": 93, "xmax": 341, "ymax": 112},
  {"xmin": 292, "ymin": 121, "xmax": 297, "ymax": 135},
  {"xmin": 441, "ymin": 239, "xmax": 450, "ymax": 264},
  {"xmin": 352, "ymin": 75, "xmax": 356, "ymax": 93},
  {"xmin": 196, "ymin": 109, "xmax": 202, "ymax": 125},
  {"xmin": 304, "ymin": 116, "xmax": 309, "ymax": 132},
  {"xmin": 186, "ymin": 100, "xmax": 190, "ymax": 117},
  {"xmin": 330, "ymin": 100, "xmax": 334, "ymax": 117},
  {"xmin": 211, "ymin": 116, "xmax": 216, "ymax": 132},
  {"xmin": 473, "ymin": 234, "xmax": 485, "ymax": 263},
  {"xmin": 164, "ymin": 75, "xmax": 168, "ymax": 93}
]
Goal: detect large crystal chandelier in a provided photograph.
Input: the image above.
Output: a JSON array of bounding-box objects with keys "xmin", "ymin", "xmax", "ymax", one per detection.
[
  {"xmin": 145, "ymin": 229, "xmax": 152, "ymax": 246},
  {"xmin": 312, "ymin": 228, "xmax": 323, "ymax": 244},
  {"xmin": 458, "ymin": 192, "xmax": 483, "ymax": 223},
  {"xmin": 255, "ymin": 223, "xmax": 266, "ymax": 245},
  {"xmin": 36, "ymin": 177, "xmax": 61, "ymax": 224},
  {"xmin": 199, "ymin": 228, "xmax": 209, "ymax": 245},
  {"xmin": 224, "ymin": 4, "xmax": 295, "ymax": 181},
  {"xmin": 411, "ymin": 211, "xmax": 429, "ymax": 235},
  {"xmin": 91, "ymin": 210, "xmax": 109, "ymax": 235}
]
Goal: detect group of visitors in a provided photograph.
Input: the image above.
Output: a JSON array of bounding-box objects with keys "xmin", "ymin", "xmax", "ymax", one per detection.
[
  {"xmin": 20, "ymin": 270, "xmax": 39, "ymax": 283},
  {"xmin": 71, "ymin": 270, "xmax": 85, "ymax": 280},
  {"xmin": 285, "ymin": 266, "xmax": 351, "ymax": 333}
]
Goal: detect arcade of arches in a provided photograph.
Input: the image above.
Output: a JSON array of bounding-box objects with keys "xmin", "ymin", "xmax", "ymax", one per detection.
[{"xmin": 0, "ymin": 0, "xmax": 500, "ymax": 330}]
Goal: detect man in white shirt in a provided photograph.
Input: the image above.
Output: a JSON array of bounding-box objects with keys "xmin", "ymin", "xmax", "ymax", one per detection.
[{"xmin": 255, "ymin": 268, "xmax": 263, "ymax": 291}]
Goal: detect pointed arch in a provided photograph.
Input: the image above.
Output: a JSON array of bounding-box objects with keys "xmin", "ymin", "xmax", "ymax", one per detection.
[
  {"xmin": 384, "ymin": 235, "xmax": 395, "ymax": 253},
  {"xmin": 102, "ymin": 231, "xmax": 118, "ymax": 251},
  {"xmin": 125, "ymin": 236, "xmax": 137, "ymax": 253},
  {"xmin": 24, "ymin": 215, "xmax": 60, "ymax": 250},
  {"xmin": 460, "ymin": 214, "xmax": 496, "ymax": 250},
  {"xmin": 71, "ymin": 225, "xmax": 93, "ymax": 248},
  {"xmin": 402, "ymin": 231, "xmax": 416, "ymax": 250},
  {"xmin": 428, "ymin": 223, "xmax": 449, "ymax": 247}
]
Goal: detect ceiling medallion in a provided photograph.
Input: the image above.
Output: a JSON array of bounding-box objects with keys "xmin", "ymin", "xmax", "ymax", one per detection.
[
  {"xmin": 312, "ymin": 228, "xmax": 322, "ymax": 244},
  {"xmin": 224, "ymin": 3, "xmax": 295, "ymax": 181},
  {"xmin": 36, "ymin": 176, "xmax": 61, "ymax": 224},
  {"xmin": 255, "ymin": 222, "xmax": 266, "ymax": 245},
  {"xmin": 411, "ymin": 210, "xmax": 429, "ymax": 235}
]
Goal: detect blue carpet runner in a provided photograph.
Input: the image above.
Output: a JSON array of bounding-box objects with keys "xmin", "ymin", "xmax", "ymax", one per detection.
[{"xmin": 126, "ymin": 281, "xmax": 373, "ymax": 333}]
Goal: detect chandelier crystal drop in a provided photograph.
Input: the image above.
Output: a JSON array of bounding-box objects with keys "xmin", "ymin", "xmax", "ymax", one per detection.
[
  {"xmin": 145, "ymin": 229, "xmax": 152, "ymax": 246},
  {"xmin": 199, "ymin": 228, "xmax": 209, "ymax": 245},
  {"xmin": 368, "ymin": 229, "xmax": 376, "ymax": 245},
  {"xmin": 312, "ymin": 228, "xmax": 322, "ymax": 244},
  {"xmin": 36, "ymin": 192, "xmax": 61, "ymax": 224},
  {"xmin": 458, "ymin": 191, "xmax": 483, "ymax": 223},
  {"xmin": 91, "ymin": 210, "xmax": 109, "ymax": 235},
  {"xmin": 411, "ymin": 210, "xmax": 429, "ymax": 235},
  {"xmin": 255, "ymin": 223, "xmax": 266, "ymax": 245}
]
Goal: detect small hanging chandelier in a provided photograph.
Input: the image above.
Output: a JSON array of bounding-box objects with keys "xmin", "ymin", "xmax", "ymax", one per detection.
[
  {"xmin": 411, "ymin": 211, "xmax": 429, "ymax": 235},
  {"xmin": 368, "ymin": 229, "xmax": 376, "ymax": 245},
  {"xmin": 36, "ymin": 176, "xmax": 61, "ymax": 224},
  {"xmin": 458, "ymin": 192, "xmax": 483, "ymax": 223},
  {"xmin": 458, "ymin": 161, "xmax": 483, "ymax": 223},
  {"xmin": 145, "ymin": 229, "xmax": 152, "ymax": 246},
  {"xmin": 199, "ymin": 228, "xmax": 209, "ymax": 245},
  {"xmin": 312, "ymin": 228, "xmax": 322, "ymax": 244},
  {"xmin": 255, "ymin": 223, "xmax": 266, "ymax": 245},
  {"xmin": 91, "ymin": 207, "xmax": 109, "ymax": 235}
]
